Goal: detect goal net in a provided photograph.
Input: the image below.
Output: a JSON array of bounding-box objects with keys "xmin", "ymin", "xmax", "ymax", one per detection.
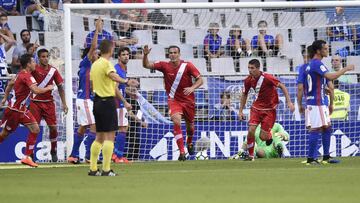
[{"xmin": 4, "ymin": 1, "xmax": 360, "ymax": 163}]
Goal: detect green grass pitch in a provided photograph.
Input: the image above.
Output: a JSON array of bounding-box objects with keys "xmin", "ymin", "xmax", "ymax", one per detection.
[{"xmin": 0, "ymin": 157, "xmax": 359, "ymax": 203}]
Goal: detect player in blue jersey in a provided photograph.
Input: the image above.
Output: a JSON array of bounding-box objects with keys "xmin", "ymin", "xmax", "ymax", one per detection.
[
  {"xmin": 299, "ymin": 40, "xmax": 354, "ymax": 165},
  {"xmin": 112, "ymin": 46, "xmax": 133, "ymax": 164},
  {"xmin": 297, "ymin": 45, "xmax": 313, "ymax": 114},
  {"xmin": 67, "ymin": 18, "xmax": 102, "ymax": 164}
]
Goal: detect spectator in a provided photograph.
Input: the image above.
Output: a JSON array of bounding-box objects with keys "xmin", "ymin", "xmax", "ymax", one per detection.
[
  {"xmin": 23, "ymin": 0, "xmax": 47, "ymax": 31},
  {"xmin": 0, "ymin": 14, "xmax": 11, "ymax": 31},
  {"xmin": 113, "ymin": 15, "xmax": 141, "ymax": 59},
  {"xmin": 49, "ymin": 46, "xmax": 65, "ymax": 76},
  {"xmin": 251, "ymin": 20, "xmax": 285, "ymax": 57},
  {"xmin": 12, "ymin": 29, "xmax": 32, "ymax": 74},
  {"xmin": 0, "ymin": 0, "xmax": 20, "ymax": 16},
  {"xmin": 226, "ymin": 24, "xmax": 252, "ymax": 59},
  {"xmin": 0, "ymin": 29, "xmax": 16, "ymax": 112},
  {"xmin": 121, "ymin": 0, "xmax": 148, "ymax": 23},
  {"xmin": 331, "ymin": 55, "xmax": 352, "ymax": 83},
  {"xmin": 330, "ymin": 80, "xmax": 350, "ymax": 120},
  {"xmin": 25, "ymin": 43, "xmax": 40, "ymax": 64},
  {"xmin": 85, "ymin": 18, "xmax": 113, "ymax": 48},
  {"xmin": 204, "ymin": 22, "xmax": 224, "ymax": 60},
  {"xmin": 210, "ymin": 91, "xmax": 237, "ymax": 121},
  {"xmin": 327, "ymin": 7, "xmax": 355, "ymax": 42}
]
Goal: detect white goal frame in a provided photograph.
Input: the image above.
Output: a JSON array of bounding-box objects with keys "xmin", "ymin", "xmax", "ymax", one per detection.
[{"xmin": 63, "ymin": 1, "xmax": 360, "ymax": 156}]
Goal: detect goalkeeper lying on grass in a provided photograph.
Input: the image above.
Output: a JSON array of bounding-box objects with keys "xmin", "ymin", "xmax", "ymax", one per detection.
[{"xmin": 230, "ymin": 122, "xmax": 289, "ymax": 159}]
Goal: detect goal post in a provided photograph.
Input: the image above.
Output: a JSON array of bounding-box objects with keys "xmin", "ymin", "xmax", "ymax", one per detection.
[{"xmin": 62, "ymin": 1, "xmax": 360, "ymax": 160}]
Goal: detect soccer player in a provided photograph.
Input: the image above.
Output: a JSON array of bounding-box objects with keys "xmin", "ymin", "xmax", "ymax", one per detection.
[
  {"xmin": 23, "ymin": 48, "xmax": 68, "ymax": 164},
  {"xmin": 142, "ymin": 45, "xmax": 203, "ymax": 161},
  {"xmin": 67, "ymin": 17, "xmax": 102, "ymax": 164},
  {"xmin": 231, "ymin": 122, "xmax": 289, "ymax": 159},
  {"xmin": 88, "ymin": 39, "xmax": 138, "ymax": 176},
  {"xmin": 112, "ymin": 46, "xmax": 133, "ymax": 164},
  {"xmin": 299, "ymin": 40, "xmax": 354, "ymax": 165},
  {"xmin": 0, "ymin": 54, "xmax": 54, "ymax": 167},
  {"xmin": 238, "ymin": 59, "xmax": 295, "ymax": 161}
]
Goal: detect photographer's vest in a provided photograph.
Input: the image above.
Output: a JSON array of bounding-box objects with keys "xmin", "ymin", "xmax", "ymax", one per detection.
[{"xmin": 331, "ymin": 89, "xmax": 350, "ymax": 120}]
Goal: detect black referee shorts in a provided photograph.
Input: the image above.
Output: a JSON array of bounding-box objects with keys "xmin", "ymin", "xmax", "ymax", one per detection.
[{"xmin": 93, "ymin": 95, "xmax": 118, "ymax": 132}]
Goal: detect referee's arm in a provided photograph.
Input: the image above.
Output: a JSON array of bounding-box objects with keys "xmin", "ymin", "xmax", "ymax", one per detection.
[{"xmin": 108, "ymin": 71, "xmax": 128, "ymax": 84}]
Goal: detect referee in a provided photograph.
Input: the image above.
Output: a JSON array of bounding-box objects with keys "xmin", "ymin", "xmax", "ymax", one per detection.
[{"xmin": 88, "ymin": 40, "xmax": 138, "ymax": 176}]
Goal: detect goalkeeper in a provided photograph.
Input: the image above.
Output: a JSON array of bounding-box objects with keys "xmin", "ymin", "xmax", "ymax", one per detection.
[{"xmin": 231, "ymin": 122, "xmax": 289, "ymax": 159}]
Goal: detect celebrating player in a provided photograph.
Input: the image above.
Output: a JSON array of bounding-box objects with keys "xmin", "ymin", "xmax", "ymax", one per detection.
[
  {"xmin": 67, "ymin": 17, "xmax": 102, "ymax": 164},
  {"xmin": 23, "ymin": 48, "xmax": 68, "ymax": 164},
  {"xmin": 238, "ymin": 59, "xmax": 295, "ymax": 161},
  {"xmin": 299, "ymin": 40, "xmax": 354, "ymax": 165},
  {"xmin": 112, "ymin": 46, "xmax": 133, "ymax": 164},
  {"xmin": 142, "ymin": 45, "xmax": 203, "ymax": 161},
  {"xmin": 0, "ymin": 54, "xmax": 54, "ymax": 167}
]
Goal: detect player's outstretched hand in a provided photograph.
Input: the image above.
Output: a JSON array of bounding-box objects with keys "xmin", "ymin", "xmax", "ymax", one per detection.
[
  {"xmin": 63, "ymin": 104, "xmax": 69, "ymax": 115},
  {"xmin": 127, "ymin": 79, "xmax": 139, "ymax": 87},
  {"xmin": 288, "ymin": 102, "xmax": 295, "ymax": 112},
  {"xmin": 238, "ymin": 112, "xmax": 246, "ymax": 121},
  {"xmin": 95, "ymin": 16, "xmax": 102, "ymax": 32},
  {"xmin": 183, "ymin": 87, "xmax": 195, "ymax": 95},
  {"xmin": 46, "ymin": 84, "xmax": 55, "ymax": 91},
  {"xmin": 143, "ymin": 45, "xmax": 151, "ymax": 55}
]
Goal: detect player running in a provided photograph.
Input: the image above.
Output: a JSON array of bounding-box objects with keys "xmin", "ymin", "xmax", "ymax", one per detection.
[
  {"xmin": 67, "ymin": 17, "xmax": 102, "ymax": 164},
  {"xmin": 24, "ymin": 48, "xmax": 68, "ymax": 164},
  {"xmin": 300, "ymin": 40, "xmax": 354, "ymax": 165},
  {"xmin": 238, "ymin": 59, "xmax": 295, "ymax": 161},
  {"xmin": 0, "ymin": 54, "xmax": 54, "ymax": 167},
  {"xmin": 142, "ymin": 45, "xmax": 203, "ymax": 161}
]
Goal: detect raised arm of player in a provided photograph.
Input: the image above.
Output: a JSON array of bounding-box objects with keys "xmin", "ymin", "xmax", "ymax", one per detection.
[
  {"xmin": 0, "ymin": 29, "xmax": 16, "ymax": 51},
  {"xmin": 88, "ymin": 17, "xmax": 101, "ymax": 62},
  {"xmin": 142, "ymin": 45, "xmax": 155, "ymax": 69},
  {"xmin": 324, "ymin": 64, "xmax": 354, "ymax": 81},
  {"xmin": 278, "ymin": 83, "xmax": 295, "ymax": 112}
]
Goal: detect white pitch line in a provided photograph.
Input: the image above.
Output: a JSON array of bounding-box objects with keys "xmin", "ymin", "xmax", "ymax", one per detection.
[{"xmin": 0, "ymin": 164, "xmax": 88, "ymax": 170}]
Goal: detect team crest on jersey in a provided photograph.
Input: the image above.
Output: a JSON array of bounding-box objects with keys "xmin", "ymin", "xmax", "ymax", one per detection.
[{"xmin": 308, "ymin": 106, "xmax": 312, "ymax": 111}]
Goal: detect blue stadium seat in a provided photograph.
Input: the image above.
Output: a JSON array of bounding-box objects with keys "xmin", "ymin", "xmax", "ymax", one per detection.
[{"xmin": 152, "ymin": 90, "xmax": 168, "ymax": 106}]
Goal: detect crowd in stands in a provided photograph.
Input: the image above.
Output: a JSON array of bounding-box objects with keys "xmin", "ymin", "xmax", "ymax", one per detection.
[{"xmin": 2, "ymin": 1, "xmax": 360, "ymax": 70}]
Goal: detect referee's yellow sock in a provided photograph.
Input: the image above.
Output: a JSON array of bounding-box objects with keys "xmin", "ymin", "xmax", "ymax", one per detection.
[
  {"xmin": 102, "ymin": 140, "xmax": 114, "ymax": 172},
  {"xmin": 90, "ymin": 140, "xmax": 102, "ymax": 171}
]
